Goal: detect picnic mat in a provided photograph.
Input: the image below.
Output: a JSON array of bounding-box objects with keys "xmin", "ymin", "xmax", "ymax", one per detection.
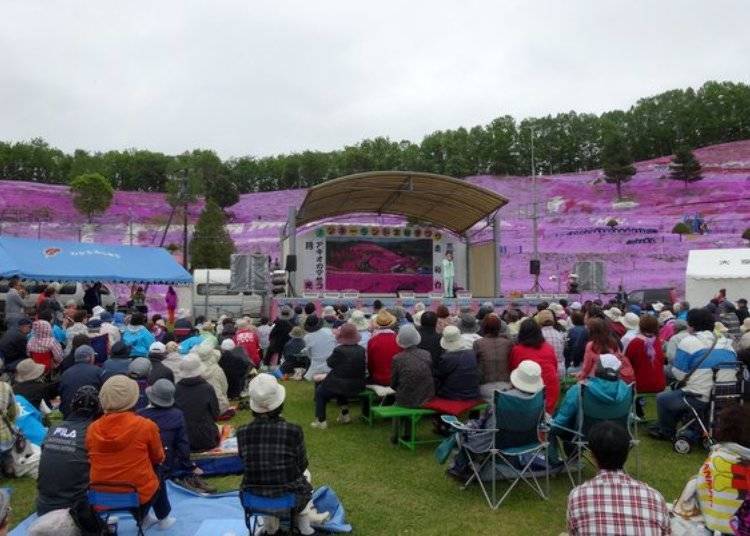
[
  {"xmin": 190, "ymin": 436, "xmax": 244, "ymax": 475},
  {"xmin": 12, "ymin": 481, "xmax": 352, "ymax": 535}
]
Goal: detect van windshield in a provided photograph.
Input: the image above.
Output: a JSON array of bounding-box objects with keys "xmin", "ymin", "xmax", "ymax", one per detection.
[{"xmin": 196, "ymin": 284, "xmax": 236, "ymax": 296}]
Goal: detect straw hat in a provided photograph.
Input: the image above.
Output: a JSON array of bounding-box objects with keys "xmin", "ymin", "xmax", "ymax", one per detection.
[
  {"xmin": 603, "ymin": 307, "xmax": 623, "ymax": 322},
  {"xmin": 658, "ymin": 310, "xmax": 675, "ymax": 324},
  {"xmin": 440, "ymin": 325, "xmax": 469, "ymax": 352},
  {"xmin": 349, "ymin": 310, "xmax": 369, "ymax": 331},
  {"xmin": 651, "ymin": 302, "xmax": 665, "ymax": 312},
  {"xmin": 535, "ymin": 309, "xmax": 555, "ymax": 326},
  {"xmin": 336, "ymin": 323, "xmax": 361, "ymax": 345},
  {"xmin": 509, "ymin": 360, "xmax": 544, "ymax": 394},
  {"xmin": 621, "ymin": 312, "xmax": 640, "ymax": 331},
  {"xmin": 548, "ymin": 303, "xmax": 564, "ymax": 315},
  {"xmin": 249, "ymin": 373, "xmax": 286, "ymax": 414},
  {"xmin": 15, "ymin": 358, "xmax": 46, "ymax": 382},
  {"xmin": 374, "ymin": 309, "xmax": 397, "ymax": 329},
  {"xmin": 99, "ymin": 375, "xmax": 140, "ymax": 413}
]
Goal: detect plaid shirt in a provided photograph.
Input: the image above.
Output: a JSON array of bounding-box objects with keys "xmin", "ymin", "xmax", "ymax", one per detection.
[
  {"xmin": 567, "ymin": 470, "xmax": 671, "ymax": 535},
  {"xmin": 236, "ymin": 414, "xmax": 312, "ymax": 508}
]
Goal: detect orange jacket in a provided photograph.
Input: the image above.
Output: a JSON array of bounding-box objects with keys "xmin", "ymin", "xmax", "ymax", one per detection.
[{"xmin": 86, "ymin": 412, "xmax": 165, "ymax": 504}]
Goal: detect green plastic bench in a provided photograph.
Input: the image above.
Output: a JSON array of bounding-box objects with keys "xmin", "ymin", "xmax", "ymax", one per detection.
[{"xmin": 370, "ymin": 405, "xmax": 438, "ymax": 451}]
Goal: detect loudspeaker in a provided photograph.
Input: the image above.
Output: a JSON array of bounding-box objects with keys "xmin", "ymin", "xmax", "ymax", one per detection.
[
  {"xmin": 285, "ymin": 254, "xmax": 297, "ymax": 272},
  {"xmin": 529, "ymin": 259, "xmax": 540, "ymax": 275}
]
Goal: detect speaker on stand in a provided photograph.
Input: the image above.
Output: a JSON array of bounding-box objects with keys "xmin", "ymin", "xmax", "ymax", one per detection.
[
  {"xmin": 284, "ymin": 254, "xmax": 297, "ymax": 296},
  {"xmin": 529, "ymin": 259, "xmax": 543, "ymax": 292}
]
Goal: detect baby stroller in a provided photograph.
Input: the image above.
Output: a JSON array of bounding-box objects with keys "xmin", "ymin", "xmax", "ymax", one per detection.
[{"xmin": 673, "ymin": 363, "xmax": 746, "ymax": 454}]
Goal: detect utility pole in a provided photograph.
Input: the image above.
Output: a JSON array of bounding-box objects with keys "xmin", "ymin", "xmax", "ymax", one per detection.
[
  {"xmin": 530, "ymin": 126, "xmax": 541, "ymax": 292},
  {"xmin": 177, "ymin": 170, "xmax": 190, "ymax": 270}
]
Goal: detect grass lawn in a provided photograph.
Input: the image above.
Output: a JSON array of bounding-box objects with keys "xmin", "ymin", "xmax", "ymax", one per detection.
[{"xmin": 5, "ymin": 381, "xmax": 704, "ymax": 535}]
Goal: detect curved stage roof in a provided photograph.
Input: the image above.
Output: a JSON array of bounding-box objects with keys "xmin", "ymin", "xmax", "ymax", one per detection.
[{"xmin": 295, "ymin": 171, "xmax": 508, "ymax": 234}]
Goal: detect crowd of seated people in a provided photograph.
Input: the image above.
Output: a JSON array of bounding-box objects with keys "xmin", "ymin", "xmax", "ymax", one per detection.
[{"xmin": 1, "ymin": 286, "xmax": 748, "ymax": 534}]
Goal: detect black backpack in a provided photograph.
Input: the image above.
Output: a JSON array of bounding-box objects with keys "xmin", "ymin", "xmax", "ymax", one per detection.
[{"xmin": 69, "ymin": 499, "xmax": 108, "ymax": 536}]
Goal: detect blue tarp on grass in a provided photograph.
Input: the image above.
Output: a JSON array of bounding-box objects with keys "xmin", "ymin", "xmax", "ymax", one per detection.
[
  {"xmin": 0, "ymin": 236, "xmax": 191, "ymax": 285},
  {"xmin": 12, "ymin": 481, "xmax": 352, "ymax": 535}
]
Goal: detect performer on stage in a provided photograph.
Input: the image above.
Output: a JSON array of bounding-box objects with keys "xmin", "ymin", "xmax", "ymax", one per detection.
[{"xmin": 442, "ymin": 252, "xmax": 455, "ymax": 298}]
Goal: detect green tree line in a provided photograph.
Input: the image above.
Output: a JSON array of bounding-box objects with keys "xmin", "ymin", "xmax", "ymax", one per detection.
[{"xmin": 1, "ymin": 81, "xmax": 748, "ymax": 196}]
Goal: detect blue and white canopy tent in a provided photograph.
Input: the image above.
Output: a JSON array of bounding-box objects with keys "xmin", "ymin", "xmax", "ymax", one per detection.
[{"xmin": 0, "ymin": 236, "xmax": 192, "ymax": 285}]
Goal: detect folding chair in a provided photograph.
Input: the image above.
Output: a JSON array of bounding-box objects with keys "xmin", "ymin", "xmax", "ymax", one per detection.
[
  {"xmin": 240, "ymin": 487, "xmax": 296, "ymax": 535},
  {"xmin": 443, "ymin": 388, "xmax": 549, "ymax": 509},
  {"xmin": 553, "ymin": 382, "xmax": 638, "ymax": 486},
  {"xmin": 87, "ymin": 481, "xmax": 145, "ymax": 536},
  {"xmin": 88, "ymin": 334, "xmax": 109, "ymax": 365}
]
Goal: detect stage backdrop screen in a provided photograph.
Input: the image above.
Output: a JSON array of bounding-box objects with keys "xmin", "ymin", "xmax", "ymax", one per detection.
[{"xmin": 325, "ymin": 236, "xmax": 433, "ymax": 293}]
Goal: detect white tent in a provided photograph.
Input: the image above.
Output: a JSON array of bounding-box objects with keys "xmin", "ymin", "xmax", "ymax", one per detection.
[{"xmin": 685, "ymin": 248, "xmax": 750, "ymax": 306}]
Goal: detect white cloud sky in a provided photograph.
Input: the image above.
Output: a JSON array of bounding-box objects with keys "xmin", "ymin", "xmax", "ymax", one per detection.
[{"xmin": 1, "ymin": 0, "xmax": 748, "ymax": 158}]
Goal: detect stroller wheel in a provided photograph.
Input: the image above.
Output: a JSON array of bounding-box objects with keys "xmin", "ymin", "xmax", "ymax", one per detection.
[{"xmin": 674, "ymin": 437, "xmax": 691, "ymax": 454}]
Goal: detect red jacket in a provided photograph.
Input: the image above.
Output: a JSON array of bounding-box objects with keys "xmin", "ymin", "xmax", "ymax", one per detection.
[
  {"xmin": 625, "ymin": 335, "xmax": 666, "ymax": 393},
  {"xmin": 577, "ymin": 342, "xmax": 635, "ymax": 385},
  {"xmin": 509, "ymin": 342, "xmax": 560, "ymax": 413},
  {"xmin": 610, "ymin": 322, "xmax": 627, "ymax": 339},
  {"xmin": 234, "ymin": 329, "xmax": 262, "ymax": 366},
  {"xmin": 367, "ymin": 330, "xmax": 400, "ymax": 386}
]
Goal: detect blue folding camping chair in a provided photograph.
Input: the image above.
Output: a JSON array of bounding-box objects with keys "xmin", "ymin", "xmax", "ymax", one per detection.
[
  {"xmin": 240, "ymin": 487, "xmax": 297, "ymax": 535},
  {"xmin": 552, "ymin": 382, "xmax": 638, "ymax": 486},
  {"xmin": 87, "ymin": 481, "xmax": 145, "ymax": 536},
  {"xmin": 443, "ymin": 388, "xmax": 549, "ymax": 509}
]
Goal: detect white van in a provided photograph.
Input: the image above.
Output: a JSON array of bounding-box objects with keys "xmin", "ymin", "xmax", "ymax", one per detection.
[
  {"xmin": 0, "ymin": 279, "xmax": 116, "ymax": 320},
  {"xmin": 189, "ymin": 269, "xmax": 264, "ymax": 319}
]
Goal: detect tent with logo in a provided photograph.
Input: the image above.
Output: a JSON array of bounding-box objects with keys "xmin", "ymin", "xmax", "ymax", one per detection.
[
  {"xmin": 0, "ymin": 236, "xmax": 192, "ymax": 285},
  {"xmin": 685, "ymin": 248, "xmax": 750, "ymax": 306}
]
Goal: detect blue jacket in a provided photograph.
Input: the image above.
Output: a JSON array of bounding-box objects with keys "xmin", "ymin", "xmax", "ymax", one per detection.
[
  {"xmin": 121, "ymin": 326, "xmax": 155, "ymax": 357},
  {"xmin": 59, "ymin": 362, "xmax": 103, "ymax": 418},
  {"xmin": 179, "ymin": 335, "xmax": 206, "ymax": 355},
  {"xmin": 553, "ymin": 377, "xmax": 631, "ymax": 431},
  {"xmin": 139, "ymin": 405, "xmax": 195, "ymax": 476},
  {"xmin": 52, "ymin": 324, "xmax": 67, "ymax": 345}
]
